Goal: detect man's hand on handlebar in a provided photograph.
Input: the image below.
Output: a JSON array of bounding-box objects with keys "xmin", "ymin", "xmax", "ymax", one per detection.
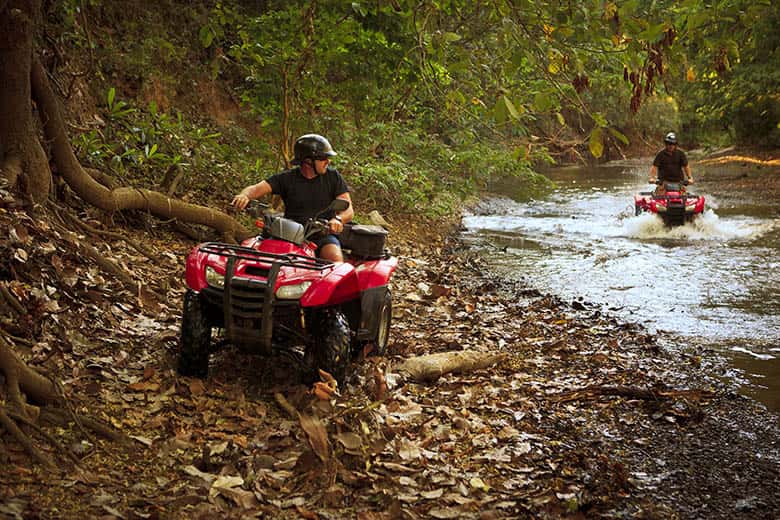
[
  {"xmin": 232, "ymin": 194, "xmax": 251, "ymax": 210},
  {"xmin": 328, "ymin": 217, "xmax": 344, "ymax": 234}
]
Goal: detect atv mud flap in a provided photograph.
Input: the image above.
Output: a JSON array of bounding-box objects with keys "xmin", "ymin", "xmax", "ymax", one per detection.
[
  {"xmin": 223, "ymin": 256, "xmax": 279, "ymax": 355},
  {"xmin": 356, "ymin": 286, "xmax": 388, "ymax": 342}
]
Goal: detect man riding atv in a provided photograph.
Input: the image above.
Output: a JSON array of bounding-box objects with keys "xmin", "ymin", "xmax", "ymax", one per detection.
[
  {"xmin": 649, "ymin": 132, "xmax": 694, "ymax": 194},
  {"xmin": 232, "ymin": 134, "xmax": 353, "ymax": 262}
]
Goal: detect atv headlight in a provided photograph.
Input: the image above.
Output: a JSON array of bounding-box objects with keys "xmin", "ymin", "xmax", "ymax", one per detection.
[
  {"xmin": 275, "ymin": 281, "xmax": 312, "ymax": 300},
  {"xmin": 205, "ymin": 266, "xmax": 225, "ymax": 288}
]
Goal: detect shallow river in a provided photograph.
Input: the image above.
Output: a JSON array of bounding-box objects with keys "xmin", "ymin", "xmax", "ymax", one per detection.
[{"xmin": 461, "ymin": 161, "xmax": 780, "ymax": 412}]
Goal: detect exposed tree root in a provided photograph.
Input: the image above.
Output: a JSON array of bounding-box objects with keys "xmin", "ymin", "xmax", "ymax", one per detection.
[
  {"xmin": 0, "ymin": 333, "xmax": 128, "ymax": 467},
  {"xmin": 53, "ymin": 202, "xmax": 155, "ymax": 260},
  {"xmin": 0, "ymin": 406, "xmax": 57, "ymax": 470},
  {"xmin": 40, "ymin": 408, "xmax": 131, "ymax": 445},
  {"xmin": 1, "ymin": 155, "xmax": 23, "ymax": 189},
  {"xmin": 7, "ymin": 408, "xmax": 81, "ymax": 466}
]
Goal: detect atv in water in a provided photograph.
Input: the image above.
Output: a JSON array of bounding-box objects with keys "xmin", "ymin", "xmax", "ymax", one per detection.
[
  {"xmin": 177, "ymin": 199, "xmax": 397, "ymax": 384},
  {"xmin": 634, "ymin": 180, "xmax": 705, "ymax": 227}
]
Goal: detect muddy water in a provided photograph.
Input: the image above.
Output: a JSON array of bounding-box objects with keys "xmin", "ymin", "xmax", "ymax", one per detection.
[{"xmin": 462, "ymin": 161, "xmax": 780, "ymax": 412}]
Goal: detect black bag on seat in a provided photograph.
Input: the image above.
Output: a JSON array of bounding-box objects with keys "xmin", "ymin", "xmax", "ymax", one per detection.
[{"xmin": 339, "ymin": 224, "xmax": 388, "ymax": 257}]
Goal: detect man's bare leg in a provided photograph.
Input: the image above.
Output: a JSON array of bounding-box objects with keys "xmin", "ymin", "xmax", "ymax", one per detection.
[{"xmin": 319, "ymin": 244, "xmax": 344, "ymax": 263}]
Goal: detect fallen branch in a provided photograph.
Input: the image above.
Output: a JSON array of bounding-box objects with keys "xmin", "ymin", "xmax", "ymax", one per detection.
[
  {"xmin": 551, "ymin": 385, "xmax": 715, "ymax": 404},
  {"xmin": 396, "ymin": 350, "xmax": 509, "ymax": 383},
  {"xmin": 274, "ymin": 392, "xmax": 299, "ymax": 420},
  {"xmin": 0, "ymin": 283, "xmax": 26, "ymax": 316}
]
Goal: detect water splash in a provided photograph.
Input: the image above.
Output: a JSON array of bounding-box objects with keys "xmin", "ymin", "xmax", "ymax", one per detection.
[{"xmin": 622, "ymin": 210, "xmax": 776, "ymax": 241}]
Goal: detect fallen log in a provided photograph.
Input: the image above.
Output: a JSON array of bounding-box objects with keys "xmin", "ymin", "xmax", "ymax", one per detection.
[{"xmin": 396, "ymin": 350, "xmax": 508, "ymax": 383}]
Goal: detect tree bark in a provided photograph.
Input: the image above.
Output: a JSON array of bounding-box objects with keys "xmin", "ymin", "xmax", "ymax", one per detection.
[{"xmin": 0, "ymin": 0, "xmax": 51, "ymax": 201}]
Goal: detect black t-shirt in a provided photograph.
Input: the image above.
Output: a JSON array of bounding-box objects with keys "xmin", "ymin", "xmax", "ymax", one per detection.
[
  {"xmin": 653, "ymin": 149, "xmax": 688, "ymax": 182},
  {"xmin": 265, "ymin": 166, "xmax": 349, "ymax": 225}
]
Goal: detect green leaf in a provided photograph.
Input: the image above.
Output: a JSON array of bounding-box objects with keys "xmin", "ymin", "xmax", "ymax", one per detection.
[
  {"xmin": 609, "ymin": 127, "xmax": 629, "ymax": 145},
  {"xmin": 503, "ymin": 96, "xmax": 522, "ymax": 121},
  {"xmin": 443, "ymin": 32, "xmax": 461, "ymax": 43},
  {"xmin": 534, "ymin": 92, "xmax": 554, "ymax": 112},
  {"xmin": 589, "ymin": 127, "xmax": 604, "ymax": 158},
  {"xmin": 556, "ymin": 112, "xmax": 566, "ymax": 125},
  {"xmin": 107, "ymin": 87, "xmax": 115, "ymax": 109},
  {"xmin": 199, "ymin": 26, "xmax": 214, "ymax": 48}
]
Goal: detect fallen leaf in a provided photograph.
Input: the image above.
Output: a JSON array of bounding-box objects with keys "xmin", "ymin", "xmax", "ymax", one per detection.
[
  {"xmin": 183, "ymin": 465, "xmax": 216, "ymax": 485},
  {"xmin": 127, "ymin": 381, "xmax": 160, "ymax": 392},
  {"xmin": 209, "ymin": 475, "xmax": 244, "ymax": 498},
  {"xmin": 129, "ymin": 435, "xmax": 153, "ymax": 447},
  {"xmin": 295, "ymin": 505, "xmax": 319, "ymax": 519},
  {"xmin": 421, "ymin": 488, "xmax": 445, "ymax": 499},
  {"xmin": 299, "ymin": 413, "xmax": 329, "ymax": 462},
  {"xmin": 188, "ymin": 379, "xmax": 205, "ymax": 396},
  {"xmin": 470, "ymin": 477, "xmax": 490, "ymax": 492},
  {"xmin": 336, "ymin": 432, "xmax": 362, "ymax": 451},
  {"xmin": 219, "ymin": 486, "xmax": 259, "ymax": 510}
]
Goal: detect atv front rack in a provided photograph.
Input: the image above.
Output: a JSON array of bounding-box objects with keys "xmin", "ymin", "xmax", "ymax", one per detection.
[
  {"xmin": 197, "ymin": 242, "xmax": 334, "ymax": 353},
  {"xmin": 198, "ymin": 242, "xmax": 334, "ymax": 271}
]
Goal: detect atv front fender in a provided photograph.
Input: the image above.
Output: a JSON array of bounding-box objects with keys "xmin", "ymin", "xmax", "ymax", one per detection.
[
  {"xmin": 300, "ymin": 263, "xmax": 359, "ymax": 308},
  {"xmin": 185, "ymin": 244, "xmax": 210, "ymax": 292}
]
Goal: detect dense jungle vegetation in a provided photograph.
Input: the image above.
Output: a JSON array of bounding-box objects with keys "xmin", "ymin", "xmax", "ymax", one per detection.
[{"xmin": 3, "ymin": 0, "xmax": 777, "ymax": 219}]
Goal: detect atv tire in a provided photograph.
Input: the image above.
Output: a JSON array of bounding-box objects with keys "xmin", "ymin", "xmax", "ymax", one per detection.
[
  {"xmin": 635, "ymin": 204, "xmax": 642, "ymax": 216},
  {"xmin": 369, "ymin": 289, "xmax": 392, "ymax": 357},
  {"xmin": 311, "ymin": 309, "xmax": 351, "ymax": 385},
  {"xmin": 178, "ymin": 289, "xmax": 212, "ymax": 378}
]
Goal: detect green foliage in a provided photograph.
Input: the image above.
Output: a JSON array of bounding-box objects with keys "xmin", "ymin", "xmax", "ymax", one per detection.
[
  {"xmin": 73, "ymin": 88, "xmax": 267, "ymax": 203},
  {"xmin": 336, "ymin": 123, "xmax": 552, "ymax": 215},
  {"xmin": 669, "ymin": 0, "xmax": 780, "ymax": 147},
  {"xmin": 62, "ymin": 0, "xmax": 779, "ymax": 225}
]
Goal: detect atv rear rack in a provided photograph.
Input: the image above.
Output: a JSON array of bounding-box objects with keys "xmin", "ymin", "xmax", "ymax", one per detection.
[{"xmin": 197, "ymin": 242, "xmax": 334, "ymax": 353}]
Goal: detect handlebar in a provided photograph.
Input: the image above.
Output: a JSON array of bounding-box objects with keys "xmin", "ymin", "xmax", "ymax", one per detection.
[
  {"xmin": 650, "ymin": 179, "xmax": 689, "ymax": 186},
  {"xmin": 245, "ymin": 200, "xmax": 269, "ymax": 218}
]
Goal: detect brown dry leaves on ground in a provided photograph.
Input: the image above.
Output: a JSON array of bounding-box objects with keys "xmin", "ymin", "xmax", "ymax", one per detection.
[{"xmin": 1, "ymin": 207, "xmax": 778, "ymax": 519}]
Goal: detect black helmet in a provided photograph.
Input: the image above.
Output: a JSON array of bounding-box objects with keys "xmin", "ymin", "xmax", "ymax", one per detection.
[
  {"xmin": 664, "ymin": 132, "xmax": 678, "ymax": 145},
  {"xmin": 292, "ymin": 134, "xmax": 337, "ymax": 164}
]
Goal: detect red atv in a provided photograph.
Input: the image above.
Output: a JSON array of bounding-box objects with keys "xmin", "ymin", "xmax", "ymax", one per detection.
[
  {"xmin": 634, "ymin": 180, "xmax": 705, "ymax": 227},
  {"xmin": 177, "ymin": 199, "xmax": 397, "ymax": 384}
]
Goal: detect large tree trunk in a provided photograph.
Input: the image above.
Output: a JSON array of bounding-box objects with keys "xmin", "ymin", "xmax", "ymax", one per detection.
[
  {"xmin": 0, "ymin": 0, "xmax": 51, "ymax": 200},
  {"xmin": 0, "ymin": 0, "xmax": 254, "ymax": 468}
]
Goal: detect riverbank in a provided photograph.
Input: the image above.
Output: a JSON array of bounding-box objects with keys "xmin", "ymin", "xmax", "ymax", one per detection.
[
  {"xmin": 694, "ymin": 147, "xmax": 780, "ymax": 199},
  {"xmin": 385, "ymin": 218, "xmax": 780, "ymax": 519},
  {"xmin": 2, "ymin": 173, "xmax": 778, "ymax": 518}
]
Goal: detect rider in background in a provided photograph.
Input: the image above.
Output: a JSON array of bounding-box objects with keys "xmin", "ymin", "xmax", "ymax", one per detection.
[
  {"xmin": 649, "ymin": 132, "xmax": 694, "ymax": 193},
  {"xmin": 231, "ymin": 134, "xmax": 353, "ymax": 262}
]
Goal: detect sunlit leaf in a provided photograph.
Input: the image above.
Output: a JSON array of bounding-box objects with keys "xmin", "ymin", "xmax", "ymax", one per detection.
[
  {"xmin": 609, "ymin": 127, "xmax": 629, "ymax": 145},
  {"xmin": 503, "ymin": 96, "xmax": 522, "ymax": 121},
  {"xmin": 589, "ymin": 127, "xmax": 604, "ymax": 158}
]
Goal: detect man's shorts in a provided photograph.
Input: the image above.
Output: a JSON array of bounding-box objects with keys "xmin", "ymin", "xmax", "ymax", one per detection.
[{"xmin": 314, "ymin": 234, "xmax": 341, "ymax": 252}]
